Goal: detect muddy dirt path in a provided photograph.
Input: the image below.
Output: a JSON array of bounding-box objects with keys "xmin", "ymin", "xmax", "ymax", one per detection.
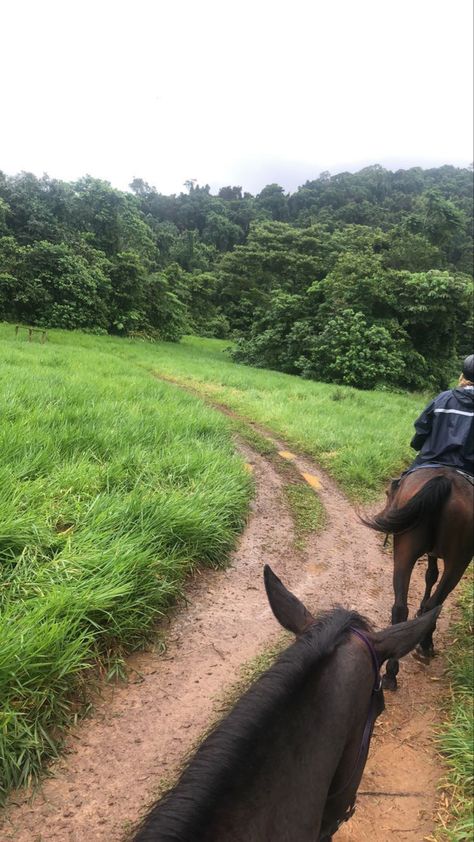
[{"xmin": 1, "ymin": 410, "xmax": 450, "ymax": 842}]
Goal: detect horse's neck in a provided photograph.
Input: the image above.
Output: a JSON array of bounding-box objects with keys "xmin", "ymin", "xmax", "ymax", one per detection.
[
  {"xmin": 206, "ymin": 650, "xmax": 368, "ymax": 842},
  {"xmin": 138, "ymin": 638, "xmax": 374, "ymax": 842}
]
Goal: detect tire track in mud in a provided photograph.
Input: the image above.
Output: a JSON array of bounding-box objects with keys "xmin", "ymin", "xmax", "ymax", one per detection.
[{"xmin": 1, "ymin": 389, "xmax": 450, "ymax": 842}]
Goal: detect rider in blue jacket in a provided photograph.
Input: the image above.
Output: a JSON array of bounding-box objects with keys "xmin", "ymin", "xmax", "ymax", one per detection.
[{"xmin": 408, "ymin": 354, "xmax": 474, "ymax": 476}]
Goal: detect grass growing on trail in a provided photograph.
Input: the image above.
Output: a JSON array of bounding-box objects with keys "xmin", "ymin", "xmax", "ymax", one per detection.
[
  {"xmin": 116, "ymin": 334, "xmax": 428, "ymax": 501},
  {"xmin": 283, "ymin": 484, "xmax": 326, "ymax": 550},
  {"xmin": 435, "ymin": 579, "xmax": 474, "ymax": 841},
  {"xmin": 229, "ymin": 419, "xmax": 278, "ymax": 457},
  {"xmin": 0, "ymin": 324, "xmax": 252, "ymax": 799}
]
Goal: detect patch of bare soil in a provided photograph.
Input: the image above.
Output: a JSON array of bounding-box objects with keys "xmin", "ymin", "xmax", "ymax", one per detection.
[{"xmin": 1, "ymin": 412, "xmax": 452, "ymax": 842}]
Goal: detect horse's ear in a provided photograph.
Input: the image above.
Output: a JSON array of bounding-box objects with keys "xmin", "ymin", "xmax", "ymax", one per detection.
[
  {"xmin": 264, "ymin": 565, "xmax": 315, "ymax": 635},
  {"xmin": 371, "ymin": 607, "xmax": 441, "ymax": 663}
]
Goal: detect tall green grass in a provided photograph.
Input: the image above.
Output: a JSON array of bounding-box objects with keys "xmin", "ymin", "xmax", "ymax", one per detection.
[
  {"xmin": 0, "ymin": 324, "xmax": 252, "ymax": 797},
  {"xmin": 436, "ymin": 580, "xmax": 474, "ymax": 841},
  {"xmin": 3, "ymin": 329, "xmax": 427, "ymax": 501}
]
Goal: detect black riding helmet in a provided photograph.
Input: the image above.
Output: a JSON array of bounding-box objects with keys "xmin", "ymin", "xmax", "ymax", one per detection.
[{"xmin": 462, "ymin": 354, "xmax": 474, "ymax": 381}]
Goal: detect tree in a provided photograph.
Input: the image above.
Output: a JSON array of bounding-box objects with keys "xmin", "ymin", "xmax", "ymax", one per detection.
[
  {"xmin": 0, "ymin": 172, "xmax": 74, "ymax": 244},
  {"xmin": 202, "ymin": 212, "xmax": 243, "ymax": 251},
  {"xmin": 296, "ymin": 309, "xmax": 407, "ymax": 389},
  {"xmin": 216, "ymin": 222, "xmax": 331, "ymax": 331},
  {"xmin": 384, "ymin": 229, "xmax": 442, "ymax": 272},
  {"xmin": 184, "ymin": 272, "xmax": 230, "ymax": 338},
  {"xmin": 0, "ymin": 239, "xmax": 110, "ymax": 329},
  {"xmin": 108, "ymin": 251, "xmax": 146, "ymax": 333},
  {"xmin": 169, "ymin": 230, "xmax": 217, "ymax": 272},
  {"xmin": 0, "ymin": 197, "xmax": 10, "ymax": 236},
  {"xmin": 313, "ymin": 249, "xmax": 394, "ymax": 325},
  {"xmin": 144, "ymin": 271, "xmax": 188, "ymax": 341},
  {"xmin": 218, "ymin": 186, "xmax": 242, "ymax": 201},
  {"xmin": 256, "ymin": 184, "xmax": 289, "ymax": 221},
  {"xmin": 232, "ymin": 292, "xmax": 308, "ymax": 373},
  {"xmin": 72, "ymin": 177, "xmax": 156, "ymax": 263},
  {"xmin": 393, "ymin": 270, "xmax": 473, "ymax": 386}
]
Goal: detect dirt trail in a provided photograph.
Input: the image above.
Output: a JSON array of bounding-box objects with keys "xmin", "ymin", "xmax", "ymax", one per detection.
[{"xmin": 1, "ymin": 411, "xmax": 450, "ymax": 842}]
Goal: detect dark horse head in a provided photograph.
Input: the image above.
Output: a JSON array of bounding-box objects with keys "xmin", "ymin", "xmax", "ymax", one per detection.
[
  {"xmin": 132, "ymin": 566, "xmax": 440, "ymax": 842},
  {"xmin": 363, "ymin": 467, "xmax": 473, "ymax": 689}
]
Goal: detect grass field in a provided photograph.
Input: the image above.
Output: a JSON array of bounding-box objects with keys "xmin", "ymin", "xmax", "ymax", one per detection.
[
  {"xmin": 137, "ymin": 337, "xmax": 429, "ymax": 500},
  {"xmin": 0, "ymin": 324, "xmax": 252, "ymax": 797},
  {"xmin": 30, "ymin": 330, "xmax": 428, "ymax": 500}
]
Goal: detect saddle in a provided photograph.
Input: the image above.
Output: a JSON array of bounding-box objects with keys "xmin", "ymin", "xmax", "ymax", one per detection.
[
  {"xmin": 397, "ymin": 463, "xmax": 474, "ymax": 487},
  {"xmin": 455, "ymin": 469, "xmax": 474, "ymax": 487}
]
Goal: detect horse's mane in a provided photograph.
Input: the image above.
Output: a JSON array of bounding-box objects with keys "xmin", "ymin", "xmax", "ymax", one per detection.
[{"xmin": 133, "ymin": 607, "xmax": 371, "ymax": 842}]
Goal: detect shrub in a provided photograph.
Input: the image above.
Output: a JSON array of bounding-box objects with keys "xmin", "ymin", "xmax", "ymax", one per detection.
[{"xmin": 296, "ymin": 309, "xmax": 407, "ymax": 389}]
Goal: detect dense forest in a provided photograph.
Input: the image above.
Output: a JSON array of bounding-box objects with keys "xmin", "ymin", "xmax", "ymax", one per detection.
[{"xmin": 0, "ymin": 164, "xmax": 472, "ymax": 389}]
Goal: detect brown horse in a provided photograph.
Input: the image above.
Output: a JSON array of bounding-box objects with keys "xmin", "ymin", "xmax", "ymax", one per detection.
[
  {"xmin": 132, "ymin": 566, "xmax": 439, "ymax": 841},
  {"xmin": 364, "ymin": 466, "xmax": 473, "ymax": 690}
]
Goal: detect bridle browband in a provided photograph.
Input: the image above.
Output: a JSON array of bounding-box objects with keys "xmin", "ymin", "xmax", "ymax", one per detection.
[{"xmin": 323, "ymin": 627, "xmax": 382, "ymax": 838}]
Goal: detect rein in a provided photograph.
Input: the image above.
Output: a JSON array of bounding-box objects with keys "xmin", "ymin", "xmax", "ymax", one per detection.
[{"xmin": 324, "ymin": 628, "xmax": 382, "ymax": 836}]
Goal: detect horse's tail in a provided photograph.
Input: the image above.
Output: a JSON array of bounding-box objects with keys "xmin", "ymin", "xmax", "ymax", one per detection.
[{"xmin": 364, "ymin": 475, "xmax": 452, "ymax": 535}]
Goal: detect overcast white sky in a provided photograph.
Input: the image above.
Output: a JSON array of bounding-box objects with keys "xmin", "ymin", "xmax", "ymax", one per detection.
[{"xmin": 2, "ymin": 0, "xmax": 473, "ymax": 195}]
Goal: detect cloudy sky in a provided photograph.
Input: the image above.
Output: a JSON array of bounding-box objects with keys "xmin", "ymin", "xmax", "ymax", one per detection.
[{"xmin": 2, "ymin": 0, "xmax": 473, "ymax": 195}]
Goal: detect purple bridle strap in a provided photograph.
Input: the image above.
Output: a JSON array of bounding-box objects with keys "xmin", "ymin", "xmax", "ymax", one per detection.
[
  {"xmin": 350, "ymin": 627, "xmax": 382, "ymax": 692},
  {"xmin": 326, "ymin": 627, "xmax": 383, "ymax": 818}
]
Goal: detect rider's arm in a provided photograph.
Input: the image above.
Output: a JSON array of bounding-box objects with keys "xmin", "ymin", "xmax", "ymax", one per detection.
[{"xmin": 410, "ymin": 400, "xmax": 435, "ymax": 451}]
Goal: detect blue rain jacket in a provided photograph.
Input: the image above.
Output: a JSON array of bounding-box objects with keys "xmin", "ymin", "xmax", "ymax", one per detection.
[{"xmin": 410, "ymin": 386, "xmax": 474, "ymax": 475}]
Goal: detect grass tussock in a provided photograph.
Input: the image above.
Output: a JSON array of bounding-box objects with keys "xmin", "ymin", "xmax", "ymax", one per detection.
[
  {"xmin": 0, "ymin": 324, "xmax": 252, "ymax": 799},
  {"xmin": 434, "ymin": 578, "xmax": 474, "ymax": 841}
]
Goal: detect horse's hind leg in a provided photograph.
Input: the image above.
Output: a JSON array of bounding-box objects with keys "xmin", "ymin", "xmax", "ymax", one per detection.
[
  {"xmin": 415, "ymin": 555, "xmax": 439, "ymax": 657},
  {"xmin": 420, "ymin": 555, "xmax": 439, "ymax": 610},
  {"xmin": 418, "ymin": 552, "xmax": 472, "ymax": 655},
  {"xmin": 384, "ymin": 536, "xmax": 419, "ymax": 691}
]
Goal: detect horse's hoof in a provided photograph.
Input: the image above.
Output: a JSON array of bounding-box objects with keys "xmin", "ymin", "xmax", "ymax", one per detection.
[
  {"xmin": 412, "ymin": 648, "xmax": 430, "ymax": 664},
  {"xmin": 413, "ymin": 643, "xmax": 435, "ymax": 662},
  {"xmin": 382, "ymin": 674, "xmax": 397, "ymax": 691}
]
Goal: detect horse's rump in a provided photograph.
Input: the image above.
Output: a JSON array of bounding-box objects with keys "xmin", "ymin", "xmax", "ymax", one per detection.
[
  {"xmin": 362, "ymin": 467, "xmax": 472, "ymax": 689},
  {"xmin": 364, "ymin": 473, "xmax": 453, "ymax": 538}
]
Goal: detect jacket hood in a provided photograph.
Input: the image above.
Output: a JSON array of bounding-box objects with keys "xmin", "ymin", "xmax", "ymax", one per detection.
[{"xmin": 452, "ymin": 386, "xmax": 474, "ymax": 407}]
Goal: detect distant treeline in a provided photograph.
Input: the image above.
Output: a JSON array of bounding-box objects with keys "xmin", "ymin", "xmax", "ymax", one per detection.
[{"xmin": 0, "ymin": 165, "xmax": 472, "ymax": 388}]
